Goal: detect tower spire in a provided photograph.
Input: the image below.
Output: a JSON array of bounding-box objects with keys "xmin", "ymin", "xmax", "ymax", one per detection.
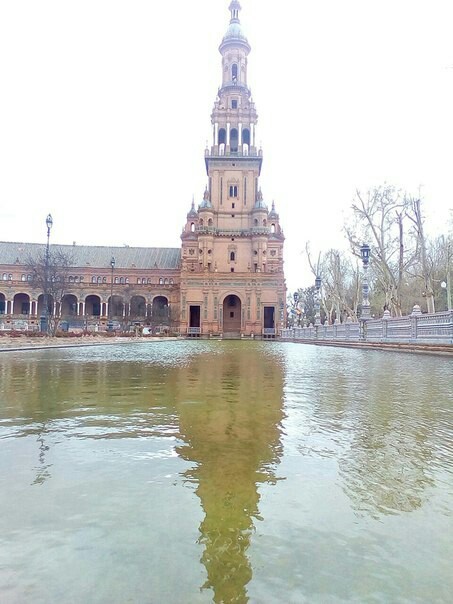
[{"xmin": 229, "ymin": 1, "xmax": 241, "ymax": 23}]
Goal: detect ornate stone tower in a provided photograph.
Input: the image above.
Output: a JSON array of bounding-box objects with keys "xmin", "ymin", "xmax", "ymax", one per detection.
[{"xmin": 180, "ymin": 1, "xmax": 286, "ymax": 337}]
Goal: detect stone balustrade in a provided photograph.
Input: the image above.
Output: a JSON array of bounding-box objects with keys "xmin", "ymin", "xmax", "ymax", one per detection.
[{"xmin": 282, "ymin": 306, "xmax": 453, "ymax": 345}]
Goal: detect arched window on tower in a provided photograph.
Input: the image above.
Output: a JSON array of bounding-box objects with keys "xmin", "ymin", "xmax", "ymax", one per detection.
[
  {"xmin": 271, "ymin": 224, "xmax": 276, "ymax": 234},
  {"xmin": 242, "ymin": 128, "xmax": 250, "ymax": 155},
  {"xmin": 190, "ymin": 222, "xmax": 195, "ymax": 233},
  {"xmin": 232, "ymin": 64, "xmax": 238, "ymax": 82},
  {"xmin": 219, "ymin": 128, "xmax": 226, "ymax": 156},
  {"xmin": 230, "ymin": 252, "xmax": 236, "ymax": 262},
  {"xmin": 230, "ymin": 128, "xmax": 238, "ymax": 153}
]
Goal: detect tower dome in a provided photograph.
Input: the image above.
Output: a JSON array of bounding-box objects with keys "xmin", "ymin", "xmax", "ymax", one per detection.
[{"xmin": 219, "ymin": 1, "xmax": 251, "ymax": 53}]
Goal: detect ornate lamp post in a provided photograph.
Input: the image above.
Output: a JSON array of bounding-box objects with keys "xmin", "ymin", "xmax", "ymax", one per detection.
[
  {"xmin": 293, "ymin": 291, "xmax": 299, "ymax": 327},
  {"xmin": 107, "ymin": 256, "xmax": 115, "ymax": 331},
  {"xmin": 360, "ymin": 243, "xmax": 371, "ymax": 320},
  {"xmin": 315, "ymin": 275, "xmax": 322, "ymax": 326},
  {"xmin": 40, "ymin": 214, "xmax": 53, "ymax": 333}
]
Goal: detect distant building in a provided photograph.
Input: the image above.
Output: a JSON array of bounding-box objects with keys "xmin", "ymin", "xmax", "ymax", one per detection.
[{"xmin": 0, "ymin": 2, "xmax": 286, "ymax": 337}]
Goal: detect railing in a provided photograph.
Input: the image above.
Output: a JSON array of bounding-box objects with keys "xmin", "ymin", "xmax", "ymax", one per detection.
[
  {"xmin": 282, "ymin": 307, "xmax": 453, "ymax": 345},
  {"xmin": 263, "ymin": 328, "xmax": 276, "ymax": 336},
  {"xmin": 196, "ymin": 226, "xmax": 271, "ymax": 236},
  {"xmin": 187, "ymin": 327, "xmax": 201, "ymax": 335}
]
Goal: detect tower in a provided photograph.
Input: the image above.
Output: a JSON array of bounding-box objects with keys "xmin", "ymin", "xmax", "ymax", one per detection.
[{"xmin": 180, "ymin": 1, "xmax": 286, "ymax": 337}]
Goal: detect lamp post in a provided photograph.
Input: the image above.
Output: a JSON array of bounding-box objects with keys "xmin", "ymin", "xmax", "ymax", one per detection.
[
  {"xmin": 40, "ymin": 214, "xmax": 53, "ymax": 333},
  {"xmin": 315, "ymin": 275, "xmax": 322, "ymax": 327},
  {"xmin": 360, "ymin": 243, "xmax": 371, "ymax": 320},
  {"xmin": 107, "ymin": 256, "xmax": 115, "ymax": 331},
  {"xmin": 293, "ymin": 291, "xmax": 299, "ymax": 327}
]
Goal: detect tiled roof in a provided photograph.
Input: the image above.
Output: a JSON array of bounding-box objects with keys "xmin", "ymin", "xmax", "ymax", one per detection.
[{"xmin": 0, "ymin": 242, "xmax": 181, "ymax": 270}]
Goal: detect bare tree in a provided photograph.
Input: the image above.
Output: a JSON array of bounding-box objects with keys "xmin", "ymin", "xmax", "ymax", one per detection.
[
  {"xmin": 405, "ymin": 197, "xmax": 436, "ymax": 313},
  {"xmin": 27, "ymin": 249, "xmax": 74, "ymax": 334},
  {"xmin": 345, "ymin": 185, "xmax": 417, "ymax": 316}
]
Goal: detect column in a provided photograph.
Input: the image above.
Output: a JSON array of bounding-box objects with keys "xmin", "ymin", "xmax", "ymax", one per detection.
[
  {"xmin": 226, "ymin": 123, "xmax": 231, "ymax": 146},
  {"xmin": 214, "ymin": 123, "xmax": 219, "ymax": 146}
]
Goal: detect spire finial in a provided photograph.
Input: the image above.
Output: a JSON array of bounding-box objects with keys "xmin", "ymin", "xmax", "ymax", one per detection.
[{"xmin": 229, "ymin": 1, "xmax": 241, "ymax": 23}]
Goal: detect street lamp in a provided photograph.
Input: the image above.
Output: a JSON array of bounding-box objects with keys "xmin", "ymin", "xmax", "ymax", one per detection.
[
  {"xmin": 107, "ymin": 256, "xmax": 115, "ymax": 331},
  {"xmin": 315, "ymin": 275, "xmax": 322, "ymax": 326},
  {"xmin": 40, "ymin": 214, "xmax": 53, "ymax": 333},
  {"xmin": 360, "ymin": 243, "xmax": 371, "ymax": 320},
  {"xmin": 293, "ymin": 291, "xmax": 300, "ymax": 327}
]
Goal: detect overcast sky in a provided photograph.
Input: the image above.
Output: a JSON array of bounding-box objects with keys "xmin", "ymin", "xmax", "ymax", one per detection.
[{"xmin": 1, "ymin": 0, "xmax": 452, "ymax": 291}]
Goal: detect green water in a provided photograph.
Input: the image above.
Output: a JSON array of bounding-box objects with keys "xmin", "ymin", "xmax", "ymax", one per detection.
[{"xmin": 0, "ymin": 341, "xmax": 452, "ymax": 603}]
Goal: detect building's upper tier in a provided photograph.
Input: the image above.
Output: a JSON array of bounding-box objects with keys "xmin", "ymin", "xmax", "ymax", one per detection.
[
  {"xmin": 209, "ymin": 1, "xmax": 259, "ymax": 159},
  {"xmin": 219, "ymin": 1, "xmax": 251, "ymax": 54}
]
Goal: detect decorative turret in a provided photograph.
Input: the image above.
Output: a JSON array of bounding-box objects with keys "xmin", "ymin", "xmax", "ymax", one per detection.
[{"xmin": 208, "ymin": 0, "xmax": 259, "ymax": 160}]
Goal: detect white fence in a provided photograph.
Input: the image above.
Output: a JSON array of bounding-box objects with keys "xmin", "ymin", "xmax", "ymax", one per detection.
[{"xmin": 281, "ymin": 307, "xmax": 453, "ymax": 345}]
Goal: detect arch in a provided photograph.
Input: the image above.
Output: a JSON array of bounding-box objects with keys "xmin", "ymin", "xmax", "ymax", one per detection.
[
  {"xmin": 230, "ymin": 128, "xmax": 238, "ymax": 153},
  {"xmin": 230, "ymin": 251, "xmax": 236, "ymax": 262},
  {"xmin": 61, "ymin": 294, "xmax": 78, "ymax": 317},
  {"xmin": 108, "ymin": 295, "xmax": 124, "ymax": 318},
  {"xmin": 199, "ymin": 218, "xmax": 204, "ymax": 227},
  {"xmin": 85, "ymin": 294, "xmax": 101, "ymax": 317},
  {"xmin": 190, "ymin": 222, "xmax": 195, "ymax": 233},
  {"xmin": 232, "ymin": 63, "xmax": 238, "ymax": 81},
  {"xmin": 152, "ymin": 296, "xmax": 169, "ymax": 323},
  {"xmin": 130, "ymin": 295, "xmax": 146, "ymax": 318},
  {"xmin": 263, "ymin": 219, "xmax": 267, "ymax": 227},
  {"xmin": 254, "ymin": 218, "xmax": 258, "ymax": 226},
  {"xmin": 208, "ymin": 218, "xmax": 213, "ymax": 227},
  {"xmin": 0, "ymin": 292, "xmax": 6, "ymax": 314},
  {"xmin": 218, "ymin": 128, "xmax": 226, "ymax": 145},
  {"xmin": 271, "ymin": 223, "xmax": 276, "ymax": 234},
  {"xmin": 242, "ymin": 128, "xmax": 250, "ymax": 146},
  {"xmin": 222, "ymin": 294, "xmax": 242, "ymax": 334},
  {"xmin": 13, "ymin": 293, "xmax": 30, "ymax": 315}
]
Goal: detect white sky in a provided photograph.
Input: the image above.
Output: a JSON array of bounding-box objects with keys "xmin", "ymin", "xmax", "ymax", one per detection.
[{"xmin": 1, "ymin": 0, "xmax": 452, "ymax": 291}]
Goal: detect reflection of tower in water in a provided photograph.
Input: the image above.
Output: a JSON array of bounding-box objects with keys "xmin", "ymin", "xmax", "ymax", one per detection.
[{"xmin": 175, "ymin": 342, "xmax": 285, "ymax": 602}]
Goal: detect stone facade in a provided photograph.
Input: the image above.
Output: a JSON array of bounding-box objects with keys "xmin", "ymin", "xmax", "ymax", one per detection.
[{"xmin": 0, "ymin": 2, "xmax": 285, "ymax": 337}]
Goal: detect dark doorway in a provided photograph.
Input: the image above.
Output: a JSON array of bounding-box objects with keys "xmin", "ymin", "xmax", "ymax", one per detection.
[
  {"xmin": 223, "ymin": 295, "xmax": 241, "ymax": 334},
  {"xmin": 264, "ymin": 306, "xmax": 275, "ymax": 330},
  {"xmin": 189, "ymin": 305, "xmax": 201, "ymax": 328}
]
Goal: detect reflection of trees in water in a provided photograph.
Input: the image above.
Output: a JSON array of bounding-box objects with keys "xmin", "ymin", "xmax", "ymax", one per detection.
[
  {"xmin": 301, "ymin": 357, "xmax": 447, "ymax": 519},
  {"xmin": 175, "ymin": 343, "xmax": 285, "ymax": 603}
]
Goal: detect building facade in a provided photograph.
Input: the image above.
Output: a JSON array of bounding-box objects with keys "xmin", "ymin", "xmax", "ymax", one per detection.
[{"xmin": 0, "ymin": 2, "xmax": 285, "ymax": 337}]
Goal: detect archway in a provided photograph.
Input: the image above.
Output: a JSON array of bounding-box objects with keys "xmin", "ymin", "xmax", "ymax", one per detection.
[
  {"xmin": 13, "ymin": 293, "xmax": 31, "ymax": 315},
  {"xmin": 152, "ymin": 296, "xmax": 169, "ymax": 323},
  {"xmin": 222, "ymin": 295, "xmax": 241, "ymax": 334},
  {"xmin": 108, "ymin": 295, "xmax": 124, "ymax": 318},
  {"xmin": 61, "ymin": 294, "xmax": 78, "ymax": 317},
  {"xmin": 0, "ymin": 293, "xmax": 5, "ymax": 314},
  {"xmin": 130, "ymin": 295, "xmax": 146, "ymax": 319},
  {"xmin": 85, "ymin": 295, "xmax": 101, "ymax": 317}
]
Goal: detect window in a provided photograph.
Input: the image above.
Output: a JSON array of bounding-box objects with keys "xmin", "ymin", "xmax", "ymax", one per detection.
[
  {"xmin": 115, "ymin": 277, "xmax": 119, "ymax": 284},
  {"xmin": 231, "ymin": 268, "xmax": 235, "ymax": 272},
  {"xmin": 230, "ymin": 252, "xmax": 236, "ymax": 262},
  {"xmin": 137, "ymin": 278, "xmax": 141, "ymax": 284},
  {"xmin": 232, "ymin": 64, "xmax": 238, "ymax": 81},
  {"xmin": 232, "ymin": 202, "xmax": 235, "ymax": 209},
  {"xmin": 232, "ymin": 100, "xmax": 238, "ymax": 109},
  {"xmin": 92, "ymin": 276, "xmax": 97, "ymax": 283}
]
